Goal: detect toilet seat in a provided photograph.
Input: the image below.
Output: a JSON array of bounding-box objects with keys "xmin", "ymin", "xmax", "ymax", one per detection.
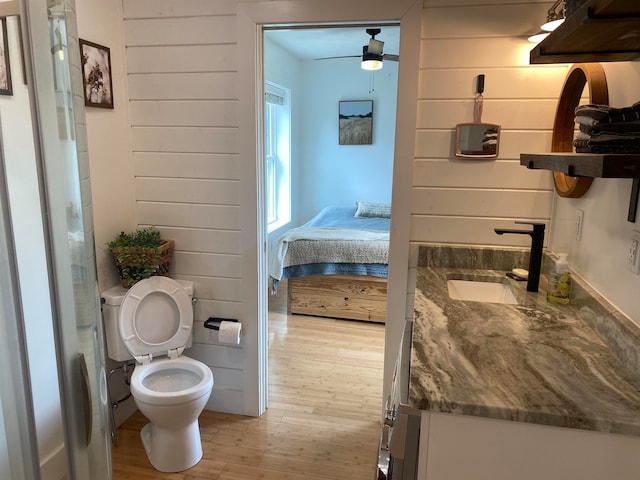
[
  {"xmin": 131, "ymin": 356, "xmax": 214, "ymax": 406},
  {"xmin": 119, "ymin": 276, "xmax": 193, "ymax": 364}
]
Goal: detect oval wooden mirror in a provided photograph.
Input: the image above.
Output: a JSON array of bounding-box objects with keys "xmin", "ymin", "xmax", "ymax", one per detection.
[{"xmin": 552, "ymin": 63, "xmax": 609, "ymax": 198}]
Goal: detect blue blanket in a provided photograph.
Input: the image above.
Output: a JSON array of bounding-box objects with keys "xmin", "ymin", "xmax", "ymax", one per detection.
[
  {"xmin": 304, "ymin": 206, "xmax": 390, "ymax": 230},
  {"xmin": 269, "ymin": 206, "xmax": 390, "ymax": 288}
]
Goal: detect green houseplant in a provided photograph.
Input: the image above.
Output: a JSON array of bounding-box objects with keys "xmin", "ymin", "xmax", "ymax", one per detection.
[{"xmin": 107, "ymin": 226, "xmax": 174, "ymax": 288}]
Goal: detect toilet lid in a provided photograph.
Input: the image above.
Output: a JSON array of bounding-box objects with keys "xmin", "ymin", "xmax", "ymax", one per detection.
[{"xmin": 118, "ymin": 276, "xmax": 192, "ymax": 362}]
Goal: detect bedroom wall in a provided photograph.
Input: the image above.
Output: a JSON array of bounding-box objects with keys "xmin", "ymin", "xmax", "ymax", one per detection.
[
  {"xmin": 263, "ymin": 35, "xmax": 302, "ymax": 240},
  {"xmin": 296, "ymin": 57, "xmax": 398, "ymax": 224},
  {"xmin": 264, "ymin": 32, "xmax": 399, "ymax": 229}
]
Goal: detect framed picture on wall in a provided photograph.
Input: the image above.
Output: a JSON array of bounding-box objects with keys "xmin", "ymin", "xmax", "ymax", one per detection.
[
  {"xmin": 339, "ymin": 100, "xmax": 373, "ymax": 145},
  {"xmin": 0, "ymin": 18, "xmax": 13, "ymax": 96},
  {"xmin": 79, "ymin": 39, "xmax": 114, "ymax": 108}
]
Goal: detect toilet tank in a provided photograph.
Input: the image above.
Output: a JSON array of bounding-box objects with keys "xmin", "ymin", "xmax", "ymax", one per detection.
[{"xmin": 102, "ymin": 279, "xmax": 194, "ymax": 362}]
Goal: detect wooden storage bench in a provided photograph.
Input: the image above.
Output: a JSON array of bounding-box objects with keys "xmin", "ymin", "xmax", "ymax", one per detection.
[{"xmin": 287, "ymin": 275, "xmax": 387, "ymax": 323}]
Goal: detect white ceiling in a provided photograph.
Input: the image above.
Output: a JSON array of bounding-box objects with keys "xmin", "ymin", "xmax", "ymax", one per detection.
[{"xmin": 264, "ymin": 26, "xmax": 401, "ymax": 62}]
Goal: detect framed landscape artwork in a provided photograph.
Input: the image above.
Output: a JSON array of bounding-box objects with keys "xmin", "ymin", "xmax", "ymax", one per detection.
[
  {"xmin": 79, "ymin": 39, "xmax": 114, "ymax": 108},
  {"xmin": 339, "ymin": 100, "xmax": 373, "ymax": 145},
  {"xmin": 0, "ymin": 18, "xmax": 12, "ymax": 96}
]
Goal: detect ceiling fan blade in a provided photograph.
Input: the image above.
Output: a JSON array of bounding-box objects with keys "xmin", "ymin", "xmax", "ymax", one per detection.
[
  {"xmin": 314, "ymin": 55, "xmax": 361, "ymax": 61},
  {"xmin": 383, "ymin": 54, "xmax": 399, "ymax": 62}
]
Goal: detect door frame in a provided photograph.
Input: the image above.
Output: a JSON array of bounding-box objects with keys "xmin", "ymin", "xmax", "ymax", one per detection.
[{"xmin": 237, "ymin": 0, "xmax": 421, "ymax": 415}]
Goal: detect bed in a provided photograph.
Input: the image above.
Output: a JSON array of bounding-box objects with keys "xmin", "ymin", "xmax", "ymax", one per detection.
[{"xmin": 268, "ymin": 203, "xmax": 390, "ymax": 323}]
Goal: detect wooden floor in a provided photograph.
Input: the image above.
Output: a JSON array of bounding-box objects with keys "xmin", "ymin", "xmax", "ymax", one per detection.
[{"xmin": 112, "ymin": 280, "xmax": 386, "ymax": 479}]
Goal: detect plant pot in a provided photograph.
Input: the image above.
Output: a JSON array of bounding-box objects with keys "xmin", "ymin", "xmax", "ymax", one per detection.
[{"xmin": 110, "ymin": 239, "xmax": 175, "ymax": 288}]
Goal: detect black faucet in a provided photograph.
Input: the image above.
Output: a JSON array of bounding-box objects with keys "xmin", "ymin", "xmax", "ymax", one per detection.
[{"xmin": 494, "ymin": 222, "xmax": 546, "ymax": 292}]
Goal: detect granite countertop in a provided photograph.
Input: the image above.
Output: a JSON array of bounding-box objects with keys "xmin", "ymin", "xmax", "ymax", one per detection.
[{"xmin": 409, "ymin": 245, "xmax": 640, "ymax": 436}]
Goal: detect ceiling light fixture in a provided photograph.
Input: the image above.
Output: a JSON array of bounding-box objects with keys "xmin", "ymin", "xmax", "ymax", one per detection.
[
  {"xmin": 527, "ymin": 31, "xmax": 550, "ymax": 43},
  {"xmin": 361, "ymin": 47, "xmax": 383, "ymax": 71},
  {"xmin": 541, "ymin": 0, "xmax": 565, "ymax": 32}
]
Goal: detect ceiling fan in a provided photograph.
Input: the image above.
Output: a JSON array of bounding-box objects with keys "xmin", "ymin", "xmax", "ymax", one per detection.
[{"xmin": 315, "ymin": 28, "xmax": 399, "ymax": 70}]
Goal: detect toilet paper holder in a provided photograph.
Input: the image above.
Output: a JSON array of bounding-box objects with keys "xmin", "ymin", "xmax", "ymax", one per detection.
[{"xmin": 204, "ymin": 317, "xmax": 238, "ymax": 331}]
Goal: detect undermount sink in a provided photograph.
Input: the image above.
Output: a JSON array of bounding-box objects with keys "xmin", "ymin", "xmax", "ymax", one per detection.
[{"xmin": 447, "ymin": 279, "xmax": 518, "ymax": 304}]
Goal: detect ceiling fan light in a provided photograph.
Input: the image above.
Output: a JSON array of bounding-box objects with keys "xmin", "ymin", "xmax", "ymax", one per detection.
[
  {"xmin": 362, "ymin": 59, "xmax": 383, "ymax": 71},
  {"xmin": 362, "ymin": 48, "xmax": 383, "ymax": 71}
]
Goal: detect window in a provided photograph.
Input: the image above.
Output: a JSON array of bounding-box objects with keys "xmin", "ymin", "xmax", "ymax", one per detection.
[{"xmin": 264, "ymin": 82, "xmax": 291, "ymax": 233}]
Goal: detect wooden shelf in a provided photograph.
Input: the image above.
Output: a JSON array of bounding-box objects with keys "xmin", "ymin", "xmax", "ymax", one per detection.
[
  {"xmin": 530, "ymin": 0, "xmax": 640, "ymax": 64},
  {"xmin": 520, "ymin": 153, "xmax": 640, "ymax": 178},
  {"xmin": 521, "ymin": 153, "xmax": 640, "ymax": 222}
]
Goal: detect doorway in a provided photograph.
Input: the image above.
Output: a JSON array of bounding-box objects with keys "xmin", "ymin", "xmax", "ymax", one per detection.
[
  {"xmin": 236, "ymin": 0, "xmax": 422, "ymax": 415},
  {"xmin": 262, "ymin": 21, "xmax": 400, "ymax": 380}
]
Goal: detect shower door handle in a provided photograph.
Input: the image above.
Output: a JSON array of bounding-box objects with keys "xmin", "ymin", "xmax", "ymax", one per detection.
[{"xmin": 78, "ymin": 353, "xmax": 93, "ymax": 447}]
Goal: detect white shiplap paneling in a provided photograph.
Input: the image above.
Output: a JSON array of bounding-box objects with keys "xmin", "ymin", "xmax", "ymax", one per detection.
[
  {"xmin": 418, "ymin": 67, "xmax": 569, "ymax": 100},
  {"xmin": 122, "ymin": 0, "xmax": 246, "ymax": 413},
  {"xmin": 133, "ymin": 152, "xmax": 239, "ymax": 180},
  {"xmin": 123, "ymin": 0, "xmax": 236, "ymax": 19},
  {"xmin": 124, "ymin": 16, "xmax": 237, "ymax": 46},
  {"xmin": 412, "ymin": 188, "xmax": 553, "ymax": 217},
  {"xmin": 414, "ymin": 129, "xmax": 554, "ymax": 160},
  {"xmin": 131, "ymin": 126, "xmax": 238, "ymax": 154},
  {"xmin": 416, "ymin": 99, "xmax": 559, "ymax": 130},
  {"xmin": 413, "ymin": 160, "xmax": 553, "ymax": 190},
  {"xmin": 129, "ymin": 101, "xmax": 238, "ymax": 127},
  {"xmin": 411, "ymin": 216, "xmax": 550, "ymax": 246},
  {"xmin": 136, "ymin": 203, "xmax": 240, "ymax": 229},
  {"xmin": 128, "ymin": 72, "xmax": 237, "ymax": 100},
  {"xmin": 126, "ymin": 45, "xmax": 237, "ymax": 73},
  {"xmin": 134, "ymin": 178, "xmax": 240, "ymax": 204},
  {"xmin": 412, "ymin": 2, "xmax": 559, "ymax": 246}
]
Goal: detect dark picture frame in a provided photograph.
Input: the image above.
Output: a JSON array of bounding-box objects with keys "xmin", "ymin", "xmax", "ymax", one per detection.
[
  {"xmin": 339, "ymin": 100, "xmax": 373, "ymax": 145},
  {"xmin": 0, "ymin": 17, "xmax": 13, "ymax": 96},
  {"xmin": 79, "ymin": 39, "xmax": 114, "ymax": 108}
]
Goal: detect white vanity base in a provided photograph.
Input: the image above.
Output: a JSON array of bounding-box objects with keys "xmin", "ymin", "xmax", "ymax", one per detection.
[{"xmin": 418, "ymin": 412, "xmax": 640, "ymax": 480}]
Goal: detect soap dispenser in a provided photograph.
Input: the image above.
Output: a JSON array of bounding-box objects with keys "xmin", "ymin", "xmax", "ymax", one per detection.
[{"xmin": 547, "ymin": 253, "xmax": 572, "ymax": 304}]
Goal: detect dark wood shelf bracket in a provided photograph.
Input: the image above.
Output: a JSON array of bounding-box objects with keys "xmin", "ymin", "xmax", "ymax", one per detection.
[{"xmin": 629, "ymin": 178, "xmax": 640, "ymax": 223}]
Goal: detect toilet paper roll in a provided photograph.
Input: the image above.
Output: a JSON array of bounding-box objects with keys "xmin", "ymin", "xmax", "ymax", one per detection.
[{"xmin": 218, "ymin": 321, "xmax": 242, "ymax": 345}]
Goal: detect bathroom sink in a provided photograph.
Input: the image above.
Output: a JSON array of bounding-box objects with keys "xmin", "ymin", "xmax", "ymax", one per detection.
[{"xmin": 447, "ymin": 279, "xmax": 518, "ymax": 304}]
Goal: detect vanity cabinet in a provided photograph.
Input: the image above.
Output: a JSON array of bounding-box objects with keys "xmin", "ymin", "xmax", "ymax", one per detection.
[{"xmin": 416, "ymin": 412, "xmax": 640, "ymax": 480}]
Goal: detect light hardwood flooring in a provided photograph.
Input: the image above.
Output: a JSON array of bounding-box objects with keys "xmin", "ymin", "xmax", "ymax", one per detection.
[{"xmin": 112, "ymin": 280, "xmax": 386, "ymax": 479}]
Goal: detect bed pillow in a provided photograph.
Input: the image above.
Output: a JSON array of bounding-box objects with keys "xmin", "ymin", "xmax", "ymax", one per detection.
[{"xmin": 354, "ymin": 201, "xmax": 391, "ymax": 219}]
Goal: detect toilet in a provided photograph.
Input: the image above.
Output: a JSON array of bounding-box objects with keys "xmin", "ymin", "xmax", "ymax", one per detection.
[{"xmin": 102, "ymin": 276, "xmax": 213, "ymax": 472}]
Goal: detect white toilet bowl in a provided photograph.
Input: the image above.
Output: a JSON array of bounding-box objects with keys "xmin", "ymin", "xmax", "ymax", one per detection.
[
  {"xmin": 131, "ymin": 356, "xmax": 213, "ymax": 472},
  {"xmin": 102, "ymin": 276, "xmax": 214, "ymax": 473}
]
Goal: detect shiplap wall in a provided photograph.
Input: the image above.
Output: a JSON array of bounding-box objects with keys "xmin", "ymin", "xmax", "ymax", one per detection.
[
  {"xmin": 413, "ymin": 1, "xmax": 566, "ymax": 248},
  {"xmin": 120, "ymin": 0, "xmax": 566, "ymax": 414},
  {"xmin": 122, "ymin": 0, "xmax": 245, "ymax": 413}
]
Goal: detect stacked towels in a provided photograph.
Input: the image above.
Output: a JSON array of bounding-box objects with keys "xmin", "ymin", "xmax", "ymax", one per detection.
[{"xmin": 573, "ymin": 101, "xmax": 640, "ymax": 153}]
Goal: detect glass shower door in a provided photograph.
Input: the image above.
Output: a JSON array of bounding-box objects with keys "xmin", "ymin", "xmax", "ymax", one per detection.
[
  {"xmin": 0, "ymin": 128, "xmax": 39, "ymax": 480},
  {"xmin": 17, "ymin": 0, "xmax": 112, "ymax": 477}
]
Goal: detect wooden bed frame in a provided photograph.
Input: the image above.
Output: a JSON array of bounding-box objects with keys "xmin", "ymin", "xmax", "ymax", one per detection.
[{"xmin": 287, "ymin": 274, "xmax": 387, "ymax": 323}]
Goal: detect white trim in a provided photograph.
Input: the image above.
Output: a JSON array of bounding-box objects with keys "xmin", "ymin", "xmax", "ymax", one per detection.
[
  {"xmin": 39, "ymin": 442, "xmax": 67, "ymax": 480},
  {"xmin": 0, "ymin": 1, "xmax": 19, "ymax": 17},
  {"xmin": 237, "ymin": 0, "xmax": 421, "ymax": 415}
]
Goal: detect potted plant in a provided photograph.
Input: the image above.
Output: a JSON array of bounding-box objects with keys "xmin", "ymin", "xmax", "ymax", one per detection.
[{"xmin": 107, "ymin": 226, "xmax": 174, "ymax": 288}]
